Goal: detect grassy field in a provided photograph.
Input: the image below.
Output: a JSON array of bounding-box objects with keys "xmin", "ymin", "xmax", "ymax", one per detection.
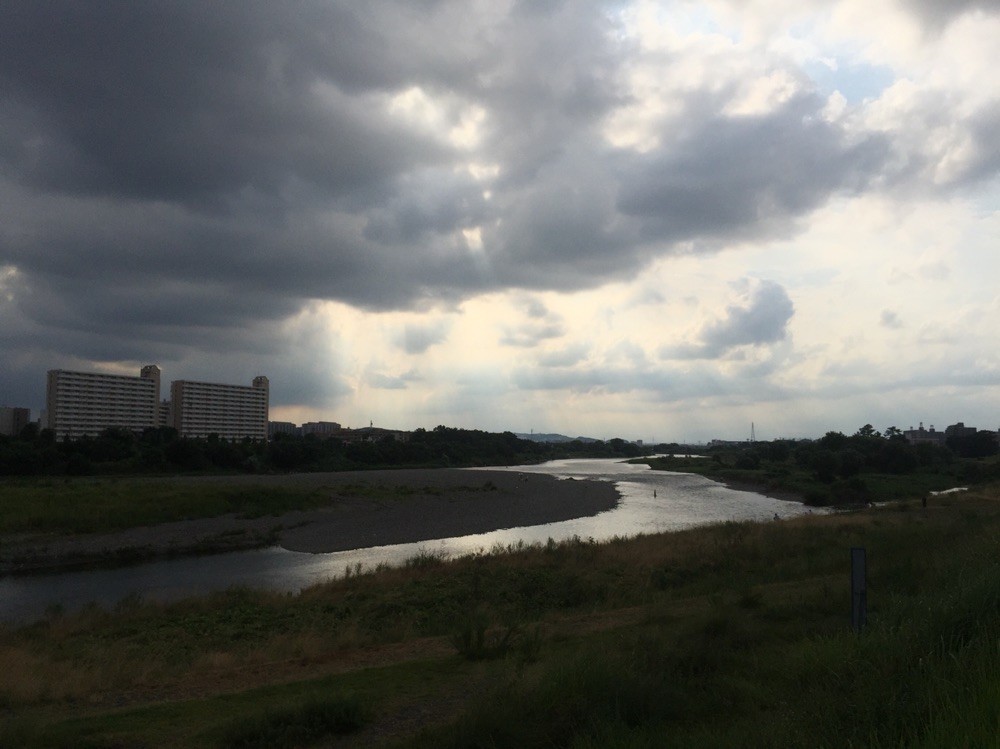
[
  {"xmin": 2, "ymin": 484, "xmax": 999, "ymax": 746},
  {"xmin": 0, "ymin": 477, "xmax": 331, "ymax": 536}
]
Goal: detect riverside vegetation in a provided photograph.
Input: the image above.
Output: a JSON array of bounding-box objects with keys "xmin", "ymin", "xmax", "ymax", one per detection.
[
  {"xmin": 643, "ymin": 424, "xmax": 1000, "ymax": 506},
  {"xmin": 0, "ymin": 424, "xmax": 652, "ymax": 477},
  {"xmin": 2, "ymin": 481, "xmax": 1000, "ymax": 747}
]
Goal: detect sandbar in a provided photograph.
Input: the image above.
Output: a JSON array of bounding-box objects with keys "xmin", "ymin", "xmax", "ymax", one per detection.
[{"xmin": 1, "ymin": 468, "xmax": 620, "ymax": 573}]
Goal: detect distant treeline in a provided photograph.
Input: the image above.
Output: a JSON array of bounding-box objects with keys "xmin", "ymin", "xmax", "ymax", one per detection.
[
  {"xmin": 658, "ymin": 424, "xmax": 1000, "ymax": 505},
  {"xmin": 729, "ymin": 426, "xmax": 998, "ymax": 471},
  {"xmin": 0, "ymin": 424, "xmax": 656, "ymax": 477}
]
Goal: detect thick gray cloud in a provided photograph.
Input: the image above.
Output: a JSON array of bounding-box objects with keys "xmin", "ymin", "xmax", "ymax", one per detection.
[
  {"xmin": 394, "ymin": 322, "xmax": 450, "ymax": 355},
  {"xmin": 904, "ymin": 0, "xmax": 1000, "ymax": 25},
  {"xmin": 699, "ymin": 281, "xmax": 794, "ymax": 350},
  {"xmin": 662, "ymin": 280, "xmax": 794, "ymax": 360},
  {"xmin": 0, "ymin": 1, "xmax": 992, "ymax": 412},
  {"xmin": 617, "ymin": 93, "xmax": 888, "ymax": 242}
]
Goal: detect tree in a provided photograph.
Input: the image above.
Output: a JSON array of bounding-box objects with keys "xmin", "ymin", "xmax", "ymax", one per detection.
[
  {"xmin": 947, "ymin": 431, "xmax": 999, "ymax": 459},
  {"xmin": 810, "ymin": 449, "xmax": 839, "ymax": 483},
  {"xmin": 883, "ymin": 426, "xmax": 905, "ymax": 442},
  {"xmin": 18, "ymin": 422, "xmax": 40, "ymax": 441},
  {"xmin": 819, "ymin": 431, "xmax": 848, "ymax": 450},
  {"xmin": 854, "ymin": 424, "xmax": 881, "ymax": 439},
  {"xmin": 838, "ymin": 449, "xmax": 864, "ymax": 477}
]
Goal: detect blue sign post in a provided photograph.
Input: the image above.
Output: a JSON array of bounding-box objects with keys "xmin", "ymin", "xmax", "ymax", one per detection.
[{"xmin": 851, "ymin": 547, "xmax": 867, "ymax": 634}]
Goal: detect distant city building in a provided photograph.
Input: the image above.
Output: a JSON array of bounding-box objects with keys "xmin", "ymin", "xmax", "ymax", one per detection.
[
  {"xmin": 0, "ymin": 406, "xmax": 31, "ymax": 437},
  {"xmin": 43, "ymin": 366, "xmax": 270, "ymax": 441},
  {"xmin": 301, "ymin": 421, "xmax": 342, "ymax": 438},
  {"xmin": 158, "ymin": 400, "xmax": 171, "ymax": 429},
  {"xmin": 944, "ymin": 422, "xmax": 977, "ymax": 440},
  {"xmin": 268, "ymin": 421, "xmax": 300, "ymax": 438},
  {"xmin": 348, "ymin": 426, "xmax": 408, "ymax": 442},
  {"xmin": 170, "ymin": 376, "xmax": 269, "ymax": 440},
  {"xmin": 45, "ymin": 365, "xmax": 162, "ymax": 439},
  {"xmin": 903, "ymin": 423, "xmax": 946, "ymax": 446}
]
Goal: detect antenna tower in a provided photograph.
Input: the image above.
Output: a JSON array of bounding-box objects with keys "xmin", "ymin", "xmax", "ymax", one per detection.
[{"xmin": 750, "ymin": 422, "xmax": 756, "ymax": 443}]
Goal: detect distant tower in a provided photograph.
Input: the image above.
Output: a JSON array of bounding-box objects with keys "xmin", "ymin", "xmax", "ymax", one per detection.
[{"xmin": 750, "ymin": 422, "xmax": 756, "ymax": 443}]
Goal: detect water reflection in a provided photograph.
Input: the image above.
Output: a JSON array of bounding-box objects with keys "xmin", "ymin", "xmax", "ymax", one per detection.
[{"xmin": 0, "ymin": 458, "xmax": 811, "ymax": 622}]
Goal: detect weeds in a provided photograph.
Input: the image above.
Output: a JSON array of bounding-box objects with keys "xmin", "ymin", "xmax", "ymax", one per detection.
[
  {"xmin": 217, "ymin": 694, "xmax": 368, "ymax": 748},
  {"xmin": 449, "ymin": 609, "xmax": 518, "ymax": 661}
]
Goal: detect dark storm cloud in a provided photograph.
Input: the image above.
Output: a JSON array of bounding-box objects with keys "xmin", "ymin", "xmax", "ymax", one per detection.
[
  {"xmin": 0, "ymin": 1, "xmax": 953, "ymax": 410},
  {"xmin": 363, "ymin": 169, "xmax": 491, "ymax": 245},
  {"xmin": 0, "ymin": 2, "xmax": 442, "ymax": 203},
  {"xmin": 617, "ymin": 93, "xmax": 888, "ymax": 242}
]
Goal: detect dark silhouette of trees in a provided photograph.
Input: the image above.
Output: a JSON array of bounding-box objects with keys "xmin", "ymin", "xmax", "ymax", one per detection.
[{"xmin": 1, "ymin": 421, "xmax": 995, "ymax": 486}]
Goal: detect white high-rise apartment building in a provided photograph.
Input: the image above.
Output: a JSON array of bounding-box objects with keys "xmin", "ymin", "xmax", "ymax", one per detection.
[
  {"xmin": 170, "ymin": 376, "xmax": 269, "ymax": 440},
  {"xmin": 46, "ymin": 365, "xmax": 161, "ymax": 439}
]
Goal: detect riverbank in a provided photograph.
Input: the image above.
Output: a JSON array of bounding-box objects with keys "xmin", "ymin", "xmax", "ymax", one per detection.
[
  {"xmin": 4, "ymin": 484, "xmax": 1000, "ymax": 747},
  {"xmin": 0, "ymin": 469, "xmax": 619, "ymax": 574}
]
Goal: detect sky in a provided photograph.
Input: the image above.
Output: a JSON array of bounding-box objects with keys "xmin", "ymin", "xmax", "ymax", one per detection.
[{"xmin": 2, "ymin": 0, "xmax": 999, "ymax": 443}]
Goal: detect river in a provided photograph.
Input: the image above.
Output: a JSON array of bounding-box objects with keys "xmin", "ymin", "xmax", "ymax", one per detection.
[{"xmin": 0, "ymin": 458, "xmax": 813, "ymax": 622}]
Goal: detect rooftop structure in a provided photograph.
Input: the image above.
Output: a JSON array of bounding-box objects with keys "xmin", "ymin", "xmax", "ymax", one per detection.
[
  {"xmin": 301, "ymin": 421, "xmax": 343, "ymax": 438},
  {"xmin": 903, "ymin": 423, "xmax": 946, "ymax": 446}
]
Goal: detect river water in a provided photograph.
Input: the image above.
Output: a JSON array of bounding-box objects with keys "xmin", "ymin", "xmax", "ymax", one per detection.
[{"xmin": 0, "ymin": 458, "xmax": 813, "ymax": 622}]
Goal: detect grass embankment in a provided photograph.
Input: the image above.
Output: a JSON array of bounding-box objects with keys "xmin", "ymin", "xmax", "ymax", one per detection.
[{"xmin": 3, "ymin": 486, "xmax": 1000, "ymax": 746}]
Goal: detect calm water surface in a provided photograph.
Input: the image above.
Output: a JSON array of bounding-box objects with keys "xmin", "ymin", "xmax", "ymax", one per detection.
[{"xmin": 0, "ymin": 458, "xmax": 813, "ymax": 622}]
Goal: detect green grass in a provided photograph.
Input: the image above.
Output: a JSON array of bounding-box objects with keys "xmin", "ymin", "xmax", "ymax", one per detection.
[
  {"xmin": 2, "ymin": 485, "xmax": 1000, "ymax": 747},
  {"xmin": 415, "ymin": 531, "xmax": 1000, "ymax": 748},
  {"xmin": 0, "ymin": 477, "xmax": 502, "ymax": 537},
  {"xmin": 0, "ymin": 478, "xmax": 330, "ymax": 535},
  {"xmin": 216, "ymin": 694, "xmax": 368, "ymax": 748}
]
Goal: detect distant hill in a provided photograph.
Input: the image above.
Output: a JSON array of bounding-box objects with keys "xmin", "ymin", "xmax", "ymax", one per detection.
[{"xmin": 514, "ymin": 432, "xmax": 601, "ymax": 444}]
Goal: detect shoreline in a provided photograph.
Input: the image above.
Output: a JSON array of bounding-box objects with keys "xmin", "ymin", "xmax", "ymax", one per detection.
[
  {"xmin": 0, "ymin": 468, "xmax": 620, "ymax": 575},
  {"xmin": 710, "ymin": 476, "xmax": 806, "ymax": 505}
]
